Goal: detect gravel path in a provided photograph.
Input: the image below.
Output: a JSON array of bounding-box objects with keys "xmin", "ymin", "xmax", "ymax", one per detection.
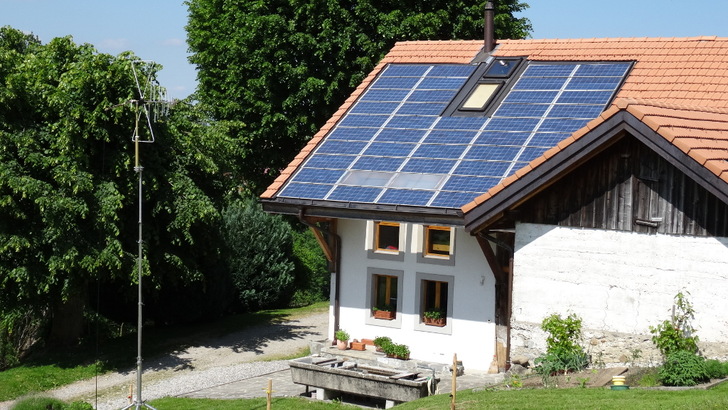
[{"xmin": 1, "ymin": 310, "xmax": 328, "ymax": 409}]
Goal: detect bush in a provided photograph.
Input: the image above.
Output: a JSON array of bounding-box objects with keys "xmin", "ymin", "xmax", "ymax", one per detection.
[
  {"xmin": 289, "ymin": 228, "xmax": 330, "ymax": 307},
  {"xmin": 659, "ymin": 350, "xmax": 709, "ymax": 386},
  {"xmin": 220, "ymin": 197, "xmax": 295, "ymax": 311},
  {"xmin": 373, "ymin": 336, "xmax": 391, "ymax": 349},
  {"xmin": 335, "ymin": 329, "xmax": 349, "ymax": 341},
  {"xmin": 534, "ymin": 313, "xmax": 589, "ymax": 378},
  {"xmin": 11, "ymin": 397, "xmax": 92, "ymax": 410},
  {"xmin": 705, "ymin": 359, "xmax": 728, "ymax": 379},
  {"xmin": 650, "ymin": 291, "xmax": 699, "ymax": 357}
]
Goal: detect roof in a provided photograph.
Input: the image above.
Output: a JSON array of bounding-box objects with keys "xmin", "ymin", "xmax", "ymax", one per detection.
[{"xmin": 261, "ymin": 37, "xmax": 728, "ymax": 225}]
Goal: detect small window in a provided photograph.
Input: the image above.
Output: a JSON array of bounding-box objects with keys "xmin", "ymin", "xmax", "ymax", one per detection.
[
  {"xmin": 373, "ymin": 274, "xmax": 398, "ymax": 319},
  {"xmin": 461, "ymin": 83, "xmax": 501, "ymax": 111},
  {"xmin": 422, "ymin": 280, "xmax": 448, "ymax": 326},
  {"xmin": 375, "ymin": 222, "xmax": 400, "ymax": 252},
  {"xmin": 484, "ymin": 58, "xmax": 521, "ymax": 77},
  {"xmin": 425, "ymin": 226, "xmax": 451, "ymax": 256}
]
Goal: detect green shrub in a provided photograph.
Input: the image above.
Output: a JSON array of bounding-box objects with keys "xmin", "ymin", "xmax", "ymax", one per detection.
[
  {"xmin": 650, "ymin": 291, "xmax": 699, "ymax": 357},
  {"xmin": 373, "ymin": 336, "xmax": 391, "ymax": 349},
  {"xmin": 11, "ymin": 396, "xmax": 92, "ymax": 410},
  {"xmin": 534, "ymin": 313, "xmax": 589, "ymax": 378},
  {"xmin": 221, "ymin": 197, "xmax": 295, "ymax": 311},
  {"xmin": 659, "ymin": 350, "xmax": 709, "ymax": 386},
  {"xmin": 705, "ymin": 359, "xmax": 727, "ymax": 379},
  {"xmin": 289, "ymin": 228, "xmax": 330, "ymax": 307}
]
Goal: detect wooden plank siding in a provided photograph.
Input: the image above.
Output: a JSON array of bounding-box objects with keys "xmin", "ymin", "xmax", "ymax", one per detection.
[{"xmin": 516, "ymin": 137, "xmax": 728, "ymax": 237}]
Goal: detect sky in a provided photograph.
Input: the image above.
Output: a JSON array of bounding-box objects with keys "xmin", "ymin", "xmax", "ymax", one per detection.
[{"xmin": 2, "ymin": 0, "xmax": 728, "ymax": 100}]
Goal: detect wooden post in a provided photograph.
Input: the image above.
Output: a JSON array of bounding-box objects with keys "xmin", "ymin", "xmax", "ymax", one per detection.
[
  {"xmin": 266, "ymin": 378, "xmax": 273, "ymax": 410},
  {"xmin": 450, "ymin": 353, "xmax": 457, "ymax": 410},
  {"xmin": 128, "ymin": 384, "xmax": 133, "ymax": 404}
]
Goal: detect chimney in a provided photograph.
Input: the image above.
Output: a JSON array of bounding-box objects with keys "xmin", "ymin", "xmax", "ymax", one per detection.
[{"xmin": 484, "ymin": 1, "xmax": 495, "ymax": 53}]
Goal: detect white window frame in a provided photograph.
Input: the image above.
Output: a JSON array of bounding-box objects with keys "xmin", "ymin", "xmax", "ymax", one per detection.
[
  {"xmin": 367, "ymin": 220, "xmax": 406, "ymax": 261},
  {"xmin": 416, "ymin": 225, "xmax": 456, "ymax": 266}
]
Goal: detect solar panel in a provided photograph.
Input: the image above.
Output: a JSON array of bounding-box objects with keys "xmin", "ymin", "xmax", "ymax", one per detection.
[{"xmin": 277, "ymin": 61, "xmax": 632, "ymax": 209}]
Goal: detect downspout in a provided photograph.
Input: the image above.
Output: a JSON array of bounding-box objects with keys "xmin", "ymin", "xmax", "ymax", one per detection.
[{"xmin": 298, "ymin": 209, "xmax": 342, "ymax": 342}]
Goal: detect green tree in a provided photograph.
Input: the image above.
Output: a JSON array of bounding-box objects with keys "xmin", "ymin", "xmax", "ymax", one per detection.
[
  {"xmin": 0, "ymin": 26, "xmax": 231, "ymax": 347},
  {"xmin": 186, "ymin": 0, "xmax": 531, "ymax": 193},
  {"xmin": 220, "ymin": 197, "xmax": 295, "ymax": 311}
]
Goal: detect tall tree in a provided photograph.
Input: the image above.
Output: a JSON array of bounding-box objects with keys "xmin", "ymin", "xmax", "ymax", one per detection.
[
  {"xmin": 186, "ymin": 0, "xmax": 531, "ymax": 193},
  {"xmin": 0, "ymin": 27, "xmax": 230, "ymax": 346}
]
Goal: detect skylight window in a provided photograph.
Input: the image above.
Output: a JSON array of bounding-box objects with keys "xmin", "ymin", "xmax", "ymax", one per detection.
[
  {"xmin": 444, "ymin": 57, "xmax": 525, "ymax": 116},
  {"xmin": 461, "ymin": 83, "xmax": 500, "ymax": 110}
]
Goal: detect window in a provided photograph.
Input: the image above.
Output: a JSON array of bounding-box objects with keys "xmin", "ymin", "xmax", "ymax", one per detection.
[
  {"xmin": 372, "ymin": 274, "xmax": 398, "ymax": 320},
  {"xmin": 366, "ymin": 268, "xmax": 403, "ymax": 328},
  {"xmin": 375, "ymin": 222, "xmax": 400, "ymax": 252},
  {"xmin": 422, "ymin": 280, "xmax": 448, "ymax": 326},
  {"xmin": 425, "ymin": 226, "xmax": 451, "ymax": 256},
  {"xmin": 443, "ymin": 57, "xmax": 524, "ymax": 117},
  {"xmin": 461, "ymin": 83, "xmax": 500, "ymax": 110},
  {"xmin": 415, "ymin": 272, "xmax": 454, "ymax": 333}
]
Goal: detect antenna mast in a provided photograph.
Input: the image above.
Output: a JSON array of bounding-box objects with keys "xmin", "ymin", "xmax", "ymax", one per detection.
[{"xmin": 114, "ymin": 60, "xmax": 168, "ymax": 410}]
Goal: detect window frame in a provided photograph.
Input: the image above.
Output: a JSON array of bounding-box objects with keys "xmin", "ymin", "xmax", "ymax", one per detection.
[
  {"xmin": 417, "ymin": 225, "xmax": 456, "ymax": 266},
  {"xmin": 442, "ymin": 57, "xmax": 525, "ymax": 117},
  {"xmin": 368, "ymin": 221, "xmax": 405, "ymax": 261},
  {"xmin": 365, "ymin": 267, "xmax": 404, "ymax": 328},
  {"xmin": 415, "ymin": 272, "xmax": 454, "ymax": 334}
]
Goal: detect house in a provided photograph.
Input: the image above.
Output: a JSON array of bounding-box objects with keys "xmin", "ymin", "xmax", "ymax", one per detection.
[{"xmin": 261, "ymin": 36, "xmax": 728, "ymax": 372}]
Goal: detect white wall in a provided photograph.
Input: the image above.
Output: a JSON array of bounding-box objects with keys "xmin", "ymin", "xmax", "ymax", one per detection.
[
  {"xmin": 331, "ymin": 219, "xmax": 497, "ymax": 371},
  {"xmin": 511, "ymin": 222, "xmax": 728, "ymax": 363}
]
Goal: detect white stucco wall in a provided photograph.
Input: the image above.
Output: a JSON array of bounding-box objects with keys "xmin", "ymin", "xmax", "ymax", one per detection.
[
  {"xmin": 330, "ymin": 219, "xmax": 497, "ymax": 371},
  {"xmin": 511, "ymin": 222, "xmax": 728, "ymax": 363}
]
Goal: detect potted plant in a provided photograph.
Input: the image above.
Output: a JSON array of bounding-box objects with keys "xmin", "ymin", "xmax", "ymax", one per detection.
[
  {"xmin": 373, "ymin": 336, "xmax": 392, "ymax": 353},
  {"xmin": 372, "ymin": 304, "xmax": 396, "ymax": 320},
  {"xmin": 423, "ymin": 309, "xmax": 446, "ymax": 327},
  {"xmin": 383, "ymin": 342, "xmax": 410, "ymax": 360},
  {"xmin": 335, "ymin": 329, "xmax": 350, "ymax": 350}
]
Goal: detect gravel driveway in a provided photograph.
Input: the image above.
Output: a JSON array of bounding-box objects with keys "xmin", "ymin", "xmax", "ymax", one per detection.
[{"xmin": 1, "ymin": 310, "xmax": 328, "ymax": 409}]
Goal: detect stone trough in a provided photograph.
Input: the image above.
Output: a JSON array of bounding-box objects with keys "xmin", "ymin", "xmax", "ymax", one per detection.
[{"xmin": 289, "ymin": 356, "xmax": 438, "ymax": 408}]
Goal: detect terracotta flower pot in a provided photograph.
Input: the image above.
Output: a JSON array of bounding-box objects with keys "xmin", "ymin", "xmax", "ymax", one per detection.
[
  {"xmin": 350, "ymin": 341, "xmax": 366, "ymax": 351},
  {"xmin": 424, "ymin": 316, "xmax": 446, "ymax": 327},
  {"xmin": 337, "ymin": 339, "xmax": 348, "ymax": 350},
  {"xmin": 373, "ymin": 310, "xmax": 396, "ymax": 320}
]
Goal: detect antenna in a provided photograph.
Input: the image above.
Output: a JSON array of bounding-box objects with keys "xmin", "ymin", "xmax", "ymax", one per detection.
[{"xmin": 111, "ymin": 59, "xmax": 170, "ymax": 410}]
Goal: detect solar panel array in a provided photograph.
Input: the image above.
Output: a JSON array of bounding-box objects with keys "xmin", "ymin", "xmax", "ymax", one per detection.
[{"xmin": 278, "ymin": 61, "xmax": 631, "ymax": 208}]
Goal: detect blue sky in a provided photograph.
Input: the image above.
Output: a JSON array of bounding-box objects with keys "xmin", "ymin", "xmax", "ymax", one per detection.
[{"xmin": 2, "ymin": 1, "xmax": 728, "ymax": 100}]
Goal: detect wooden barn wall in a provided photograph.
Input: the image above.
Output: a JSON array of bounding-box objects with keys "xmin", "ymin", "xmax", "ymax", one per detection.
[{"xmin": 517, "ymin": 137, "xmax": 728, "ymax": 237}]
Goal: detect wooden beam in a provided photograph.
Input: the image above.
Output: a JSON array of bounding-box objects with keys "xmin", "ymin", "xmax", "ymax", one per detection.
[{"xmin": 308, "ymin": 226, "xmax": 334, "ymax": 262}]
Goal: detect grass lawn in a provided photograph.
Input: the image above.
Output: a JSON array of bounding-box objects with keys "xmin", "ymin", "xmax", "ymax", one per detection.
[
  {"xmin": 0, "ymin": 302, "xmax": 328, "ymax": 401},
  {"xmin": 146, "ymin": 382, "xmax": 728, "ymax": 409}
]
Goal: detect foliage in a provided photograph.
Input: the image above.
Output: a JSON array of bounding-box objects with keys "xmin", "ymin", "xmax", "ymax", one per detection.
[
  {"xmin": 373, "ymin": 304, "xmax": 395, "ymax": 312},
  {"xmin": 382, "ymin": 342, "xmax": 410, "ymax": 359},
  {"xmin": 373, "ymin": 336, "xmax": 391, "ymax": 348},
  {"xmin": 650, "ymin": 291, "xmax": 699, "ymax": 357},
  {"xmin": 704, "ymin": 359, "xmax": 728, "ymax": 380},
  {"xmin": 335, "ymin": 329, "xmax": 349, "ymax": 342},
  {"xmin": 186, "ymin": 0, "xmax": 532, "ymax": 193},
  {"xmin": 289, "ymin": 228, "xmax": 330, "ymax": 307},
  {"xmin": 220, "ymin": 197, "xmax": 295, "ymax": 311},
  {"xmin": 0, "ymin": 310, "xmax": 45, "ymax": 370},
  {"xmin": 534, "ymin": 313, "xmax": 589, "ymax": 380},
  {"xmin": 658, "ymin": 350, "xmax": 709, "ymax": 386},
  {"xmin": 10, "ymin": 397, "xmax": 92, "ymax": 410},
  {"xmin": 0, "ymin": 26, "xmax": 234, "ymax": 347},
  {"xmin": 423, "ymin": 309, "xmax": 444, "ymax": 319}
]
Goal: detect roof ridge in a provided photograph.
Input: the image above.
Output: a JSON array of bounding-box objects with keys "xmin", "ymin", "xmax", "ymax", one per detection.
[
  {"xmin": 497, "ymin": 35, "xmax": 727, "ymax": 43},
  {"xmin": 613, "ymin": 98, "xmax": 728, "ymax": 115}
]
